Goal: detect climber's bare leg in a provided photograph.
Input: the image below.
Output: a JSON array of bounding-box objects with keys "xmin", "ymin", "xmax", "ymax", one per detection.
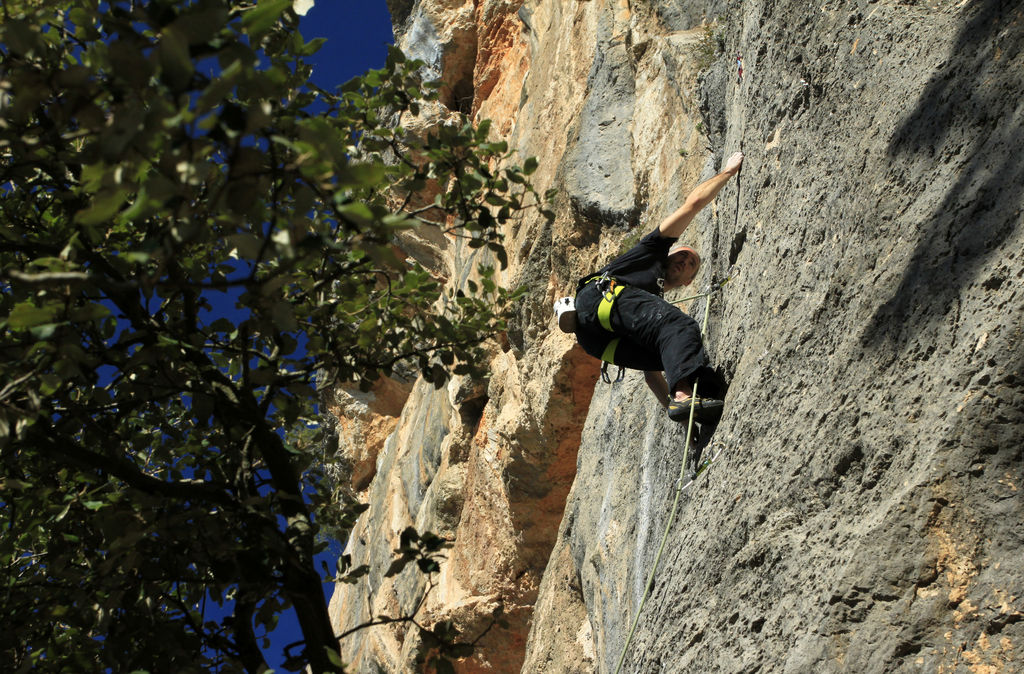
[
  {"xmin": 672, "ymin": 379, "xmax": 694, "ymax": 402},
  {"xmin": 644, "ymin": 371, "xmax": 670, "ymax": 409}
]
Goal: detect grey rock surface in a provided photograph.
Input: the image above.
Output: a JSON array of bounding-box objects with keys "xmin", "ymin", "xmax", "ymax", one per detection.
[
  {"xmin": 541, "ymin": 0, "xmax": 1024, "ymax": 671},
  {"xmin": 563, "ymin": 1, "xmax": 640, "ymax": 232},
  {"xmin": 329, "ymin": 0, "xmax": 1024, "ymax": 671}
]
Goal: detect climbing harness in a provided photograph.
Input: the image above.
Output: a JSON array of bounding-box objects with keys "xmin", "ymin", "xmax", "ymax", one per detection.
[
  {"xmin": 598, "ymin": 282, "xmax": 624, "ymax": 332},
  {"xmin": 594, "ymin": 273, "xmax": 731, "ymax": 383},
  {"xmin": 613, "ymin": 285, "xmax": 715, "ymax": 674},
  {"xmin": 589, "ymin": 272, "xmax": 628, "ymax": 382}
]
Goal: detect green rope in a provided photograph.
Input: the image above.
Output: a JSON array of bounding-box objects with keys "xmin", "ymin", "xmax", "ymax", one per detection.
[
  {"xmin": 669, "ymin": 276, "xmax": 731, "ymax": 306},
  {"xmin": 613, "ymin": 289, "xmax": 715, "ymax": 674}
]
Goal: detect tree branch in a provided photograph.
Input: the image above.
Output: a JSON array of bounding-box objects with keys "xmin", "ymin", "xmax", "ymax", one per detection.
[
  {"xmin": 231, "ymin": 593, "xmax": 271, "ymax": 674},
  {"xmin": 2, "ymin": 269, "xmax": 91, "ymax": 285},
  {"xmin": 28, "ymin": 427, "xmax": 236, "ymax": 506}
]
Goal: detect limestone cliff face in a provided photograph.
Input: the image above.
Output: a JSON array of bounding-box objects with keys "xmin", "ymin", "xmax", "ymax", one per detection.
[{"xmin": 329, "ymin": 0, "xmax": 1024, "ymax": 672}]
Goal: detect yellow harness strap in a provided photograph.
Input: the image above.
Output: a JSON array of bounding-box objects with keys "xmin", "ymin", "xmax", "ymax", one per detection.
[
  {"xmin": 598, "ymin": 284, "xmax": 624, "ymax": 331},
  {"xmin": 601, "ymin": 338, "xmax": 620, "ymax": 364}
]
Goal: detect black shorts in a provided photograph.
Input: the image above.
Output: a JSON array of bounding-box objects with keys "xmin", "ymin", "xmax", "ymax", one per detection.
[{"xmin": 574, "ymin": 282, "xmax": 706, "ymax": 391}]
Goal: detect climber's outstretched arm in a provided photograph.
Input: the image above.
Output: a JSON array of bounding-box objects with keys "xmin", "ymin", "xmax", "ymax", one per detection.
[
  {"xmin": 644, "ymin": 371, "xmax": 670, "ymax": 409},
  {"xmin": 658, "ymin": 152, "xmax": 743, "ymax": 239}
]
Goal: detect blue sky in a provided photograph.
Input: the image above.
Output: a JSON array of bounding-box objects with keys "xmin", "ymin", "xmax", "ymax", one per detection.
[
  {"xmin": 302, "ymin": 2, "xmax": 396, "ymax": 90},
  {"xmin": 265, "ymin": 2, "xmax": 395, "ymax": 670}
]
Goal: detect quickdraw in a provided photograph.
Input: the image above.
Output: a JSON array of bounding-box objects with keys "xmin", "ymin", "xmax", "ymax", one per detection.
[{"xmin": 600, "ymin": 357, "xmax": 625, "ymax": 384}]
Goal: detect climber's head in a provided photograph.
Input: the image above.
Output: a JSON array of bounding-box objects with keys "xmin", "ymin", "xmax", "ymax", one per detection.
[{"xmin": 665, "ymin": 244, "xmax": 701, "ymax": 289}]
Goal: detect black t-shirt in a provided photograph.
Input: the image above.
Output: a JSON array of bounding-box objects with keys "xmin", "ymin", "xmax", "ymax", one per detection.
[{"xmin": 578, "ymin": 228, "xmax": 677, "ymax": 296}]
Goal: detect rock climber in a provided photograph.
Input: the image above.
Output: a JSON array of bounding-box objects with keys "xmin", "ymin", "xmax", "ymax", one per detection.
[{"xmin": 553, "ymin": 151, "xmax": 743, "ymax": 423}]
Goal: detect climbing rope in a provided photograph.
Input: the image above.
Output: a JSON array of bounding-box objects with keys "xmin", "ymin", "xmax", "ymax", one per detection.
[
  {"xmin": 614, "ymin": 123, "xmax": 746, "ymax": 672},
  {"xmin": 613, "ymin": 69, "xmax": 748, "ymax": 666},
  {"xmin": 735, "ymin": 139, "xmax": 743, "ymax": 232},
  {"xmin": 613, "ymin": 286, "xmax": 715, "ymax": 674},
  {"xmin": 669, "ymin": 275, "xmax": 732, "ymax": 306}
]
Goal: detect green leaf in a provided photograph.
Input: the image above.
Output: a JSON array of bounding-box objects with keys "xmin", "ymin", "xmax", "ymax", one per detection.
[
  {"xmin": 68, "ymin": 8, "xmax": 92, "ymax": 30},
  {"xmin": 123, "ymin": 251, "xmax": 151, "ymax": 264},
  {"xmin": 38, "ymin": 374, "xmax": 63, "ymax": 396},
  {"xmin": 297, "ymin": 37, "xmax": 327, "ymax": 57},
  {"xmin": 243, "ymin": 0, "xmax": 292, "ymax": 38},
  {"xmin": 29, "ymin": 324, "xmax": 60, "ymax": 340},
  {"xmin": 8, "ymin": 302, "xmax": 61, "ymax": 330},
  {"xmin": 172, "ymin": 6, "xmax": 229, "ymax": 46},
  {"xmin": 255, "ymin": 600, "xmax": 282, "ymax": 631},
  {"xmin": 335, "ymin": 163, "xmax": 387, "ymax": 188},
  {"xmin": 336, "ymin": 201, "xmax": 375, "ymax": 223},
  {"xmin": 75, "ymin": 188, "xmax": 129, "ymax": 226},
  {"xmin": 157, "ymin": 26, "xmax": 195, "ymax": 91},
  {"xmin": 325, "ymin": 647, "xmax": 344, "ymax": 668},
  {"xmin": 357, "ymin": 314, "xmax": 377, "ymax": 333},
  {"xmin": 2, "ymin": 19, "xmax": 42, "ymax": 58},
  {"xmin": 489, "ymin": 243, "xmax": 509, "ymax": 270},
  {"xmin": 271, "ymin": 301, "xmax": 299, "ymax": 332},
  {"xmin": 68, "ymin": 303, "xmax": 111, "ymax": 323},
  {"xmin": 0, "ymin": 478, "xmax": 32, "ymax": 491},
  {"xmin": 108, "ymin": 40, "xmax": 154, "ymax": 89},
  {"xmin": 386, "ymin": 45, "xmax": 406, "ymax": 65}
]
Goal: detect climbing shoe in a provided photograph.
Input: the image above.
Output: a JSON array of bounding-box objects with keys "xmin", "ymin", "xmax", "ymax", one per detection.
[{"xmin": 667, "ymin": 397, "xmax": 724, "ymax": 424}]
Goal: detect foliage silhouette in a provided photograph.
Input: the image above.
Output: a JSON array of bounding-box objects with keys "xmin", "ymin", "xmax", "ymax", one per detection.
[{"xmin": 0, "ymin": 0, "xmax": 551, "ymax": 671}]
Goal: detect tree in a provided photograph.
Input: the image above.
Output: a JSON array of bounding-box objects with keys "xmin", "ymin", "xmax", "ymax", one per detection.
[{"xmin": 0, "ymin": 1, "xmax": 550, "ymax": 671}]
